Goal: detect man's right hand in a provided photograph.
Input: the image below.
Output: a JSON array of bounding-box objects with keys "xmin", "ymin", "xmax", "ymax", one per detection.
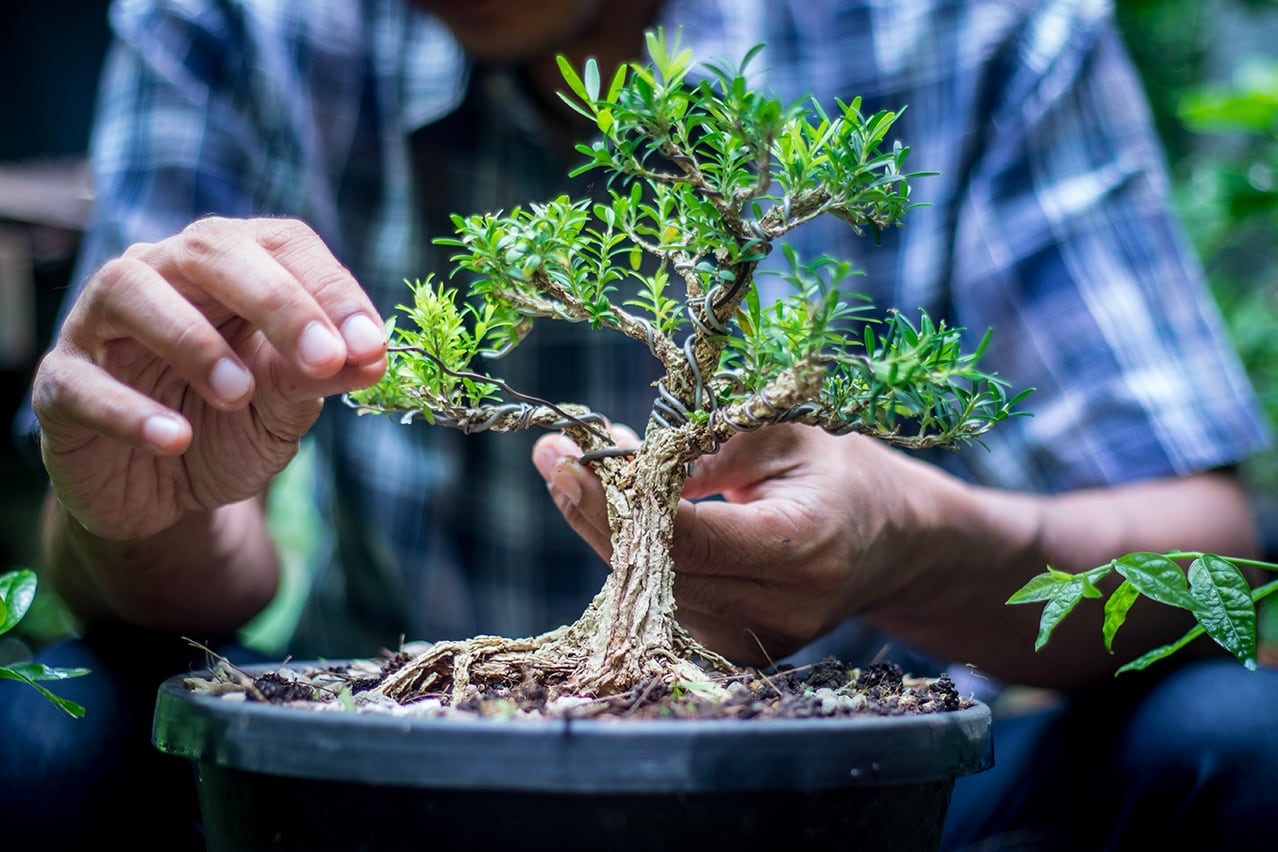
[{"xmin": 32, "ymin": 217, "xmax": 388, "ymax": 542}]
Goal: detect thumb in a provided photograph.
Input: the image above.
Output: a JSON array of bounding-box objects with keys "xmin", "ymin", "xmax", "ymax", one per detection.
[{"xmin": 531, "ymin": 434, "xmax": 614, "ymax": 560}]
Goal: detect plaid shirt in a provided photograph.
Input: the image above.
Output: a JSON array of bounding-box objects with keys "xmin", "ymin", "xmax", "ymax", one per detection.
[{"xmin": 53, "ymin": 0, "xmax": 1268, "ymax": 659}]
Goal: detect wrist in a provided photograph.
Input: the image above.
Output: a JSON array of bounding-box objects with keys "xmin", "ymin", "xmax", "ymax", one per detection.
[
  {"xmin": 42, "ymin": 494, "xmax": 279, "ymax": 632},
  {"xmin": 857, "ymin": 452, "xmax": 1044, "ymax": 622}
]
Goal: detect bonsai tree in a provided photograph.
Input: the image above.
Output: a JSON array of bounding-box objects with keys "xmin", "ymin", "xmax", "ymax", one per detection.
[{"xmin": 348, "ymin": 31, "xmax": 1025, "ymax": 707}]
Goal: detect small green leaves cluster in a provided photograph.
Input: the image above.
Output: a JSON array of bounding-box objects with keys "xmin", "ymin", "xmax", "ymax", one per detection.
[
  {"xmin": 835, "ymin": 313, "xmax": 1027, "ymax": 444},
  {"xmin": 720, "ymin": 247, "xmax": 1025, "ymax": 444},
  {"xmin": 1008, "ymin": 552, "xmax": 1278, "ymax": 674},
  {"xmin": 557, "ymin": 27, "xmax": 918, "ymax": 288},
  {"xmin": 723, "ymin": 252, "xmax": 871, "ymax": 392},
  {"xmin": 349, "ymin": 279, "xmax": 512, "ymax": 417},
  {"xmin": 0, "ymin": 569, "xmax": 88, "ymax": 718},
  {"xmin": 559, "ymin": 28, "xmax": 920, "ymax": 240},
  {"xmin": 441, "ymin": 196, "xmax": 626, "ymax": 331}
]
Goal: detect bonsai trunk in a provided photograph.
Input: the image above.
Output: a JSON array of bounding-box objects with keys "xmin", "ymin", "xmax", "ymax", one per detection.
[
  {"xmin": 567, "ymin": 442, "xmax": 687, "ymax": 694},
  {"xmin": 375, "ymin": 426, "xmax": 732, "ymax": 705}
]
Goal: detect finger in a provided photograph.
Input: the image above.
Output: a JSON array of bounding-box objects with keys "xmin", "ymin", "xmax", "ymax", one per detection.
[
  {"xmin": 33, "ymin": 348, "xmax": 192, "ymax": 455},
  {"xmin": 674, "ymin": 566, "xmax": 835, "ymax": 664},
  {"xmin": 532, "ymin": 433, "xmax": 582, "ymax": 473},
  {"xmin": 251, "ymin": 219, "xmax": 387, "ymax": 367},
  {"xmin": 140, "ymin": 218, "xmax": 384, "ymax": 380},
  {"xmin": 531, "ymin": 423, "xmax": 641, "ymax": 457},
  {"xmin": 674, "ymin": 604, "xmax": 791, "ymax": 667},
  {"xmin": 70, "ymin": 255, "xmax": 255, "ymax": 410},
  {"xmin": 532, "ymin": 436, "xmax": 613, "ymax": 560},
  {"xmin": 672, "ymin": 496, "xmax": 814, "ymax": 579},
  {"xmin": 607, "ymin": 422, "xmax": 641, "ymax": 447},
  {"xmin": 234, "ymin": 326, "xmax": 388, "ymax": 404}
]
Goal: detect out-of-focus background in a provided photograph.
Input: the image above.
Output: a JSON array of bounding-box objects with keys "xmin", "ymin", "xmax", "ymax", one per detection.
[
  {"xmin": 1, "ymin": 0, "xmax": 111, "ymax": 652},
  {"xmin": 2, "ymin": 0, "xmax": 1277, "ymax": 659}
]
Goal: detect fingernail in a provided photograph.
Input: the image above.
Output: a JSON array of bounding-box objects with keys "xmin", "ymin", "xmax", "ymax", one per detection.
[
  {"xmin": 297, "ymin": 321, "xmax": 343, "ymax": 370},
  {"xmin": 551, "ymin": 461, "xmax": 584, "ymax": 506},
  {"xmin": 143, "ymin": 415, "xmax": 184, "ymax": 451},
  {"xmin": 341, "ymin": 314, "xmax": 385, "ymax": 356},
  {"xmin": 209, "ymin": 357, "xmax": 252, "ymax": 403}
]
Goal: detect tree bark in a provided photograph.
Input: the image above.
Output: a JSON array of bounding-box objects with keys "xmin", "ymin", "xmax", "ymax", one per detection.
[{"xmin": 569, "ymin": 433, "xmax": 687, "ymax": 693}]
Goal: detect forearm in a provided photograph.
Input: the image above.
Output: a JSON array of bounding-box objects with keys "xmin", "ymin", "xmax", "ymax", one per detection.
[
  {"xmin": 864, "ymin": 466, "xmax": 1259, "ymax": 689},
  {"xmin": 42, "ymin": 491, "xmax": 280, "ymax": 634}
]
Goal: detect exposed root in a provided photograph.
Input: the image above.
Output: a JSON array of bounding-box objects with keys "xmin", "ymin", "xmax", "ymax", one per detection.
[
  {"xmin": 366, "ymin": 429, "xmax": 745, "ymax": 710},
  {"xmin": 375, "ymin": 619, "xmax": 741, "ymax": 707}
]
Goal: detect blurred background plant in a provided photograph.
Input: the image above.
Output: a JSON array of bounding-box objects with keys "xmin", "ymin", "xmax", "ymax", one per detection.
[
  {"xmin": 1118, "ymin": 0, "xmax": 1278, "ymax": 483},
  {"xmin": 3, "ymin": 0, "xmax": 1277, "ymax": 666},
  {"xmin": 1117, "ymin": 0, "xmax": 1278, "ymax": 652}
]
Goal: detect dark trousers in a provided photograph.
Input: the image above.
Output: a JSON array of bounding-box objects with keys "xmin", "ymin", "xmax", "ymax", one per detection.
[
  {"xmin": 3, "ymin": 631, "xmax": 1276, "ymax": 851},
  {"xmin": 942, "ymin": 657, "xmax": 1278, "ymax": 850},
  {"xmin": 0, "ymin": 626, "xmax": 267, "ymax": 851}
]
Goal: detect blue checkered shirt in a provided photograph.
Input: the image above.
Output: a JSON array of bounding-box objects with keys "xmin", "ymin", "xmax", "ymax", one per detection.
[{"xmin": 49, "ymin": 0, "xmax": 1269, "ymax": 660}]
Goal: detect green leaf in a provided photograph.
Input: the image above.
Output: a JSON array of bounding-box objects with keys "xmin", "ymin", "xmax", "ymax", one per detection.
[
  {"xmin": 1101, "ymin": 580, "xmax": 1141, "ymax": 652},
  {"xmin": 1033, "ymin": 589, "xmax": 1086, "ymax": 652},
  {"xmin": 1115, "ymin": 626, "xmax": 1204, "ymax": 676},
  {"xmin": 605, "ymin": 63, "xmax": 628, "ymax": 103},
  {"xmin": 555, "ymin": 54, "xmax": 589, "ymax": 104},
  {"xmin": 740, "ymin": 41, "xmax": 767, "ymax": 73},
  {"xmin": 1006, "ymin": 565, "xmax": 1109, "ymax": 604},
  {"xmin": 1007, "ymin": 565, "xmax": 1112, "ymax": 651},
  {"xmin": 596, "ymin": 107, "xmax": 614, "ymax": 134},
  {"xmin": 583, "ymin": 57, "xmax": 601, "ymax": 101},
  {"xmin": 1186, "ymin": 554, "xmax": 1258, "ymax": 670},
  {"xmin": 1112, "ymin": 552, "xmax": 1197, "ymax": 610},
  {"xmin": 5, "ymin": 661, "xmax": 91, "ymax": 682},
  {"xmin": 0, "ymin": 568, "xmax": 38, "ymax": 634},
  {"xmin": 0, "ymin": 666, "xmax": 87, "ymax": 718}
]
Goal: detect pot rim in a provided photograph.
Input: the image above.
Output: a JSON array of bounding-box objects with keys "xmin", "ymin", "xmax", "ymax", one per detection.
[{"xmin": 152, "ymin": 665, "xmax": 994, "ymax": 793}]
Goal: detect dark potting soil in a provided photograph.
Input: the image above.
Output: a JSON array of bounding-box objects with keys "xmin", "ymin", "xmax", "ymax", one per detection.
[{"xmin": 231, "ymin": 653, "xmax": 968, "ymax": 721}]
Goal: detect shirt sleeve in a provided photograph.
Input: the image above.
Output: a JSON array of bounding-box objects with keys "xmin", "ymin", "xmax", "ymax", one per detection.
[{"xmin": 937, "ymin": 2, "xmax": 1269, "ymax": 492}]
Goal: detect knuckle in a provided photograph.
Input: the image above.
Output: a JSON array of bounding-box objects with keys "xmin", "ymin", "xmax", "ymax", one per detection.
[
  {"xmin": 121, "ymin": 240, "xmax": 157, "ymax": 261},
  {"xmin": 30, "ymin": 351, "xmax": 81, "ymax": 421},
  {"xmin": 303, "ymin": 262, "xmax": 361, "ymax": 304},
  {"xmin": 169, "ymin": 316, "xmax": 224, "ymax": 363},
  {"xmin": 255, "ymin": 217, "xmax": 315, "ymax": 253},
  {"xmin": 79, "ymin": 255, "xmax": 144, "ymax": 322},
  {"xmin": 176, "ymin": 217, "xmax": 240, "ymax": 266},
  {"xmin": 259, "ymin": 220, "xmax": 360, "ymax": 301}
]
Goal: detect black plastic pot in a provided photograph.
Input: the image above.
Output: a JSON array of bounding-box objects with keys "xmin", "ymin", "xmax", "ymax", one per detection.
[{"xmin": 153, "ymin": 665, "xmax": 993, "ymax": 852}]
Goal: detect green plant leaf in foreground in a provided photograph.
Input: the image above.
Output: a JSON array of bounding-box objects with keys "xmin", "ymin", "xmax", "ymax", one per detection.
[
  {"xmin": 1004, "ymin": 565, "xmax": 1110, "ymax": 651},
  {"xmin": 0, "ymin": 666, "xmax": 88, "ymax": 718},
  {"xmin": 0, "ymin": 567, "xmax": 37, "ymax": 634},
  {"xmin": 0, "ymin": 568, "xmax": 91, "ymax": 717},
  {"xmin": 1009, "ymin": 552, "xmax": 1277, "ymax": 674},
  {"xmin": 1186, "ymin": 553, "xmax": 1258, "ymax": 669}
]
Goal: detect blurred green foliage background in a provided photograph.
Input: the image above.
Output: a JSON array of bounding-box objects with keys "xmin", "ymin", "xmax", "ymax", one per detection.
[
  {"xmin": 1118, "ymin": 0, "xmax": 1278, "ymax": 489},
  {"xmin": 1117, "ymin": 0, "xmax": 1278, "ymax": 648}
]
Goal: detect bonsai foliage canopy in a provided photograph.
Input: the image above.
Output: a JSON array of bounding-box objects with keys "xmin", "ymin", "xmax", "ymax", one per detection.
[{"xmin": 347, "ymin": 30, "xmax": 1027, "ymax": 702}]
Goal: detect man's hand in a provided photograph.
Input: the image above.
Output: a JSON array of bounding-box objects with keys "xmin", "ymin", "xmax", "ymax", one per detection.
[{"xmin": 33, "ymin": 217, "xmax": 388, "ymax": 542}]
